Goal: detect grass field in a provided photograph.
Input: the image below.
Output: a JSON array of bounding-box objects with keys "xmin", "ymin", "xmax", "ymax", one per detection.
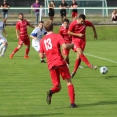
[{"xmin": 0, "ymin": 26, "xmax": 117, "ymax": 117}]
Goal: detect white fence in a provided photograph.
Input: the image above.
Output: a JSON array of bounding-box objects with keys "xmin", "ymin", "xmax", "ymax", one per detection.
[{"xmin": 0, "ymin": 7, "xmax": 117, "ymax": 21}]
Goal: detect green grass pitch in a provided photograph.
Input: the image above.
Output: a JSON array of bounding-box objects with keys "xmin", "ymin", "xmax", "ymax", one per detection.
[{"xmin": 0, "ymin": 25, "xmax": 117, "ymax": 117}]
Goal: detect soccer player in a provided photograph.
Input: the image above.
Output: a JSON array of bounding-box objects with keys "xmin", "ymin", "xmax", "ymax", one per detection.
[
  {"xmin": 0, "ymin": 20, "xmax": 8, "ymax": 57},
  {"xmin": 59, "ymin": 18, "xmax": 72, "ymax": 66},
  {"xmin": 30, "ymin": 21, "xmax": 46, "ymax": 63},
  {"xmin": 68, "ymin": 14, "xmax": 98, "ymax": 78},
  {"xmin": 10, "ymin": 13, "xmax": 35, "ymax": 59},
  {"xmin": 39, "ymin": 20, "xmax": 77, "ymax": 108}
]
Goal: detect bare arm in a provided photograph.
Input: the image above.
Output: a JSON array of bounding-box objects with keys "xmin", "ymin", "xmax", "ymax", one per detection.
[
  {"xmin": 30, "ymin": 35, "xmax": 37, "ymax": 40},
  {"xmin": 16, "ymin": 29, "xmax": 20, "ymax": 39},
  {"xmin": 68, "ymin": 30, "xmax": 84, "ymax": 37},
  {"xmin": 29, "ymin": 24, "xmax": 35, "ymax": 28},
  {"xmin": 62, "ymin": 43, "xmax": 74, "ymax": 50},
  {"xmin": 92, "ymin": 24, "xmax": 97, "ymax": 39}
]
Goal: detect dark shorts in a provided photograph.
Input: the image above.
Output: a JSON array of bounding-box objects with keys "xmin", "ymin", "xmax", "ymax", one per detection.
[
  {"xmin": 60, "ymin": 10, "xmax": 67, "ymax": 16},
  {"xmin": 49, "ymin": 9, "xmax": 55, "ymax": 17}
]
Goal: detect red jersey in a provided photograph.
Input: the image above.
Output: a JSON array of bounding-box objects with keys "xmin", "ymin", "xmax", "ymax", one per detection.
[
  {"xmin": 59, "ymin": 25, "xmax": 72, "ymax": 43},
  {"xmin": 16, "ymin": 19, "xmax": 30, "ymax": 37},
  {"xmin": 69, "ymin": 20, "xmax": 93, "ymax": 41},
  {"xmin": 40, "ymin": 32, "xmax": 66, "ymax": 70}
]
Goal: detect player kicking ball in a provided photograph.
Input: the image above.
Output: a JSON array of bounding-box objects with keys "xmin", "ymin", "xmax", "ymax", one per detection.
[
  {"xmin": 30, "ymin": 21, "xmax": 46, "ymax": 63},
  {"xmin": 68, "ymin": 14, "xmax": 98, "ymax": 78},
  {"xmin": 39, "ymin": 20, "xmax": 77, "ymax": 108},
  {"xmin": 0, "ymin": 20, "xmax": 8, "ymax": 57},
  {"xmin": 10, "ymin": 13, "xmax": 35, "ymax": 59}
]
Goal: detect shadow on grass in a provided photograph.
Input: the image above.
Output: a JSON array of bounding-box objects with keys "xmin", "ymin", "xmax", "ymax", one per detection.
[
  {"xmin": 105, "ymin": 76, "xmax": 117, "ymax": 79},
  {"xmin": 79, "ymin": 100, "xmax": 117, "ymax": 108},
  {"xmin": 0, "ymin": 113, "xmax": 64, "ymax": 117}
]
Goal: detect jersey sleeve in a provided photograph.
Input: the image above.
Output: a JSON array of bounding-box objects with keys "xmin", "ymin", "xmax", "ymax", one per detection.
[
  {"xmin": 85, "ymin": 20, "xmax": 93, "ymax": 27},
  {"xmin": 69, "ymin": 21, "xmax": 75, "ymax": 31},
  {"xmin": 30, "ymin": 28, "xmax": 38, "ymax": 37},
  {"xmin": 16, "ymin": 22, "xmax": 20, "ymax": 30}
]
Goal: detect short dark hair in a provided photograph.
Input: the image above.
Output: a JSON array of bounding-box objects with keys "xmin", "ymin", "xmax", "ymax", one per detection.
[
  {"xmin": 79, "ymin": 14, "xmax": 86, "ymax": 20},
  {"xmin": 39, "ymin": 21, "xmax": 44, "ymax": 23},
  {"xmin": 18, "ymin": 13, "xmax": 23, "ymax": 16},
  {"xmin": 63, "ymin": 18, "xmax": 69, "ymax": 23},
  {"xmin": 44, "ymin": 20, "xmax": 53, "ymax": 32}
]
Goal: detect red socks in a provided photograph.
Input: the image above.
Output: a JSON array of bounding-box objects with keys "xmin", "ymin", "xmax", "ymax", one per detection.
[
  {"xmin": 80, "ymin": 54, "xmax": 91, "ymax": 67},
  {"xmin": 74, "ymin": 59, "xmax": 81, "ymax": 72},
  {"xmin": 13, "ymin": 47, "xmax": 19, "ymax": 54},
  {"xmin": 68, "ymin": 85, "xmax": 75, "ymax": 104},
  {"xmin": 26, "ymin": 48, "xmax": 29, "ymax": 55}
]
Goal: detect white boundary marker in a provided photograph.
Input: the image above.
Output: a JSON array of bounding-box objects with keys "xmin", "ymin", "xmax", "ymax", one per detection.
[{"xmin": 85, "ymin": 53, "xmax": 117, "ymax": 64}]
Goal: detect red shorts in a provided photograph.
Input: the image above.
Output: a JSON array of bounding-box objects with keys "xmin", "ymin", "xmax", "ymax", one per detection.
[
  {"xmin": 73, "ymin": 39, "xmax": 86, "ymax": 52},
  {"xmin": 72, "ymin": 12, "xmax": 78, "ymax": 18},
  {"xmin": 18, "ymin": 36, "xmax": 30, "ymax": 46},
  {"xmin": 50, "ymin": 65, "xmax": 71, "ymax": 87}
]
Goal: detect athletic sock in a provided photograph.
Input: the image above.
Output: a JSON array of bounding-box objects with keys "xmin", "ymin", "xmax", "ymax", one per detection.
[
  {"xmin": 73, "ymin": 59, "xmax": 81, "ymax": 72},
  {"xmin": 1, "ymin": 45, "xmax": 7, "ymax": 56},
  {"xmin": 25, "ymin": 48, "xmax": 29, "ymax": 55},
  {"xmin": 12, "ymin": 47, "xmax": 19, "ymax": 54},
  {"xmin": 51, "ymin": 86, "xmax": 60, "ymax": 94},
  {"xmin": 68, "ymin": 85, "xmax": 75, "ymax": 104},
  {"xmin": 80, "ymin": 54, "xmax": 91, "ymax": 67},
  {"xmin": 0, "ymin": 43, "xmax": 5, "ymax": 51}
]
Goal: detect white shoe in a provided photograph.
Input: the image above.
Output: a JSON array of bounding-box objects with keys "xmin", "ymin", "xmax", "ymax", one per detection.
[
  {"xmin": 79, "ymin": 65, "xmax": 84, "ymax": 68},
  {"xmin": 0, "ymin": 54, "xmax": 3, "ymax": 57}
]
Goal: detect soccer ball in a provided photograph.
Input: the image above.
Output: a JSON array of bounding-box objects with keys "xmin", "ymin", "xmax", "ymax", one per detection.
[{"xmin": 100, "ymin": 66, "xmax": 108, "ymax": 74}]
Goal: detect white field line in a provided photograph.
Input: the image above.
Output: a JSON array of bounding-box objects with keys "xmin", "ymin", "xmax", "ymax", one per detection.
[{"xmin": 84, "ymin": 53, "xmax": 117, "ymax": 64}]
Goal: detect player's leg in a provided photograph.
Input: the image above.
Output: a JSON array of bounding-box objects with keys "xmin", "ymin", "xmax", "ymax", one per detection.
[
  {"xmin": 10, "ymin": 39, "xmax": 23, "ymax": 59},
  {"xmin": 46, "ymin": 68, "xmax": 61, "ymax": 105},
  {"xmin": 62, "ymin": 48, "xmax": 70, "ymax": 66},
  {"xmin": 24, "ymin": 37, "xmax": 30, "ymax": 59},
  {"xmin": 60, "ymin": 65, "xmax": 77, "ymax": 108},
  {"xmin": 0, "ymin": 42, "xmax": 8, "ymax": 57}
]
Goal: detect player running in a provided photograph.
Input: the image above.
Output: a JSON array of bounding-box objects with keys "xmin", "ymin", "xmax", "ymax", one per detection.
[
  {"xmin": 59, "ymin": 18, "xmax": 72, "ymax": 66},
  {"xmin": 68, "ymin": 14, "xmax": 98, "ymax": 78},
  {"xmin": 0, "ymin": 20, "xmax": 8, "ymax": 57},
  {"xmin": 30, "ymin": 21, "xmax": 46, "ymax": 63},
  {"xmin": 39, "ymin": 20, "xmax": 77, "ymax": 108},
  {"xmin": 10, "ymin": 13, "xmax": 35, "ymax": 59}
]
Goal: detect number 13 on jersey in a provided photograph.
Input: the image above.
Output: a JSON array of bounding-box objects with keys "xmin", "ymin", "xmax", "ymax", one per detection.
[{"xmin": 44, "ymin": 38, "xmax": 52, "ymax": 50}]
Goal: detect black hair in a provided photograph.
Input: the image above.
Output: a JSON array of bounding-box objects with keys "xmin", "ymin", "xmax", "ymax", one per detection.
[
  {"xmin": 79, "ymin": 14, "xmax": 86, "ymax": 20},
  {"xmin": 63, "ymin": 18, "xmax": 69, "ymax": 23},
  {"xmin": 39, "ymin": 21, "xmax": 44, "ymax": 23},
  {"xmin": 18, "ymin": 13, "xmax": 23, "ymax": 16}
]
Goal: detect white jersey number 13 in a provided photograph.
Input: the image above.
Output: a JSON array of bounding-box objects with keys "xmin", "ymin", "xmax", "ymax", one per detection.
[{"xmin": 44, "ymin": 38, "xmax": 52, "ymax": 50}]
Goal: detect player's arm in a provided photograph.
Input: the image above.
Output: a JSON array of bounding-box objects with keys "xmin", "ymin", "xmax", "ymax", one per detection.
[
  {"xmin": 30, "ymin": 35, "xmax": 37, "ymax": 40},
  {"xmin": 29, "ymin": 24, "xmax": 35, "ymax": 28},
  {"xmin": 62, "ymin": 43, "xmax": 74, "ymax": 49},
  {"xmin": 16, "ymin": 29, "xmax": 20, "ymax": 39},
  {"xmin": 68, "ymin": 30, "xmax": 84, "ymax": 37},
  {"xmin": 91, "ymin": 24, "xmax": 97, "ymax": 39}
]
